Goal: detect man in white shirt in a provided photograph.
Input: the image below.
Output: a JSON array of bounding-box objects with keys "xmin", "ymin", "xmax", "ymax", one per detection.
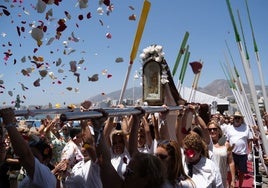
[{"xmin": 225, "ymin": 111, "xmax": 253, "ymax": 188}]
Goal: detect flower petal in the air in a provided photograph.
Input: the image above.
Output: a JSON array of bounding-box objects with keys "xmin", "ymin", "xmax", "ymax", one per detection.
[
  {"xmin": 106, "ymin": 32, "xmax": 112, "ymax": 39},
  {"xmin": 8, "ymin": 91, "xmax": 13, "ymax": 97},
  {"xmin": 115, "ymin": 57, "xmax": 124, "ymax": 63},
  {"xmin": 69, "ymin": 61, "xmax": 77, "ymax": 72},
  {"xmin": 39, "ymin": 69, "xmax": 48, "ymax": 77},
  {"xmin": 78, "ymin": 0, "xmax": 88, "ymax": 9},
  {"xmin": 33, "ymin": 78, "xmax": 41, "ymax": 87},
  {"xmin": 48, "ymin": 72, "xmax": 57, "ymax": 80},
  {"xmin": 88, "ymin": 74, "xmax": 98, "ymax": 82}
]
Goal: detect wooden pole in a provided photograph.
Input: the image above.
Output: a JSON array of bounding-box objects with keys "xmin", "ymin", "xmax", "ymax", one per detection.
[{"xmin": 118, "ymin": 0, "xmax": 151, "ymax": 104}]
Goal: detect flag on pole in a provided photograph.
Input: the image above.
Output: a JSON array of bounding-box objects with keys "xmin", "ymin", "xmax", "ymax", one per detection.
[
  {"xmin": 177, "ymin": 45, "xmax": 190, "ymax": 91},
  {"xmin": 189, "ymin": 61, "xmax": 203, "ymax": 74},
  {"xmin": 172, "ymin": 31, "xmax": 190, "ymax": 76}
]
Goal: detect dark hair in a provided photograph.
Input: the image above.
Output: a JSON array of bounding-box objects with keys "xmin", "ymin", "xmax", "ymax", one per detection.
[
  {"xmin": 69, "ymin": 127, "xmax": 81, "ymax": 139},
  {"xmin": 199, "ymin": 104, "xmax": 211, "ymax": 125},
  {"xmin": 41, "ymin": 118, "xmax": 47, "ymax": 124},
  {"xmin": 30, "ymin": 140, "xmax": 52, "ymax": 161},
  {"xmin": 191, "ymin": 126, "xmax": 203, "ymax": 138},
  {"xmin": 157, "ymin": 140, "xmax": 189, "ymax": 185},
  {"xmin": 132, "ymin": 152, "xmax": 165, "ymax": 188}
]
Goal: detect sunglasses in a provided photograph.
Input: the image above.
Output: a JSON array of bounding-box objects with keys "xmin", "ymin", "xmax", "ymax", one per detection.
[
  {"xmin": 208, "ymin": 128, "xmax": 218, "ymax": 132},
  {"xmin": 234, "ymin": 116, "xmax": 242, "ymax": 120},
  {"xmin": 155, "ymin": 153, "xmax": 169, "ymax": 160}
]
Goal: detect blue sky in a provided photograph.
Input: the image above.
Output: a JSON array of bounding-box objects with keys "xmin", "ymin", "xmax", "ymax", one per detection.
[{"xmin": 1, "ymin": 0, "xmax": 268, "ymax": 107}]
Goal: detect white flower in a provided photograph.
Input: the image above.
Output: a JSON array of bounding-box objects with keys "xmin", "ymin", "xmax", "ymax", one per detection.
[
  {"xmin": 161, "ymin": 78, "xmax": 169, "ymax": 84},
  {"xmin": 155, "ymin": 45, "xmax": 162, "ymax": 53},
  {"xmin": 154, "ymin": 56, "xmax": 160, "ymax": 62},
  {"xmin": 143, "ymin": 47, "xmax": 150, "ymax": 54},
  {"xmin": 140, "ymin": 53, "xmax": 146, "ymax": 59},
  {"xmin": 140, "ymin": 44, "xmax": 169, "ymax": 85}
]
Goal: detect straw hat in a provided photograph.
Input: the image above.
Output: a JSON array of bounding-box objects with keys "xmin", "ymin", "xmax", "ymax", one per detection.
[{"xmin": 233, "ymin": 111, "xmax": 244, "ymax": 117}]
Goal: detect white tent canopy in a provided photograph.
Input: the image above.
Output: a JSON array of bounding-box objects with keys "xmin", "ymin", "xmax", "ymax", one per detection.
[{"xmin": 180, "ymin": 86, "xmax": 229, "ymax": 105}]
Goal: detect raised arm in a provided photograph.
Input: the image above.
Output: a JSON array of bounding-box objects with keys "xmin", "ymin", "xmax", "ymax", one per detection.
[
  {"xmin": 0, "ymin": 125, "xmax": 7, "ymax": 166},
  {"xmin": 92, "ymin": 112, "xmax": 123, "ymax": 188},
  {"xmin": 158, "ymin": 105, "xmax": 170, "ymax": 140},
  {"xmin": 143, "ymin": 115, "xmax": 153, "ymax": 148},
  {"xmin": 80, "ymin": 119, "xmax": 97, "ymax": 161},
  {"xmin": 194, "ymin": 114, "xmax": 210, "ymax": 145},
  {"xmin": 42, "ymin": 115, "xmax": 60, "ymax": 135},
  {"xmin": 227, "ymin": 144, "xmax": 236, "ymax": 188},
  {"xmin": 128, "ymin": 108, "xmax": 145, "ymax": 157},
  {"xmin": 192, "ymin": 104, "xmax": 210, "ymax": 145},
  {"xmin": 151, "ymin": 113, "xmax": 160, "ymax": 141},
  {"xmin": 103, "ymin": 117, "xmax": 115, "ymax": 147},
  {"xmin": 176, "ymin": 105, "xmax": 188, "ymax": 147},
  {"xmin": 0, "ymin": 108, "xmax": 35, "ymax": 179}
]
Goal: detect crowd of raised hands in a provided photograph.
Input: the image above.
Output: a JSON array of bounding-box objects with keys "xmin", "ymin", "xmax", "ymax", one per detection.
[{"xmin": 0, "ymin": 101, "xmax": 258, "ymax": 188}]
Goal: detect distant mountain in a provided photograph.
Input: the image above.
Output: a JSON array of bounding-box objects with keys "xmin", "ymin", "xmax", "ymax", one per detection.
[
  {"xmin": 198, "ymin": 79, "xmax": 233, "ymax": 96},
  {"xmin": 88, "ymin": 79, "xmax": 268, "ymax": 103},
  {"xmin": 199, "ymin": 79, "xmax": 268, "ymax": 98}
]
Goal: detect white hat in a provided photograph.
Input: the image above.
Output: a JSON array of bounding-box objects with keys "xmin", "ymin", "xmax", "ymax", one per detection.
[{"xmin": 233, "ymin": 111, "xmax": 243, "ymax": 117}]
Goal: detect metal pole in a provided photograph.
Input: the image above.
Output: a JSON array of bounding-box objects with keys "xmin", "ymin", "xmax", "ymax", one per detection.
[
  {"xmin": 0, "ymin": 106, "xmax": 183, "ymax": 120},
  {"xmin": 0, "ymin": 108, "xmax": 80, "ymax": 117},
  {"xmin": 60, "ymin": 106, "xmax": 183, "ymax": 121}
]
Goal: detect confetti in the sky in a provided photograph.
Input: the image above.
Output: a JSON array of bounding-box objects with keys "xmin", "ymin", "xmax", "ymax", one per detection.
[{"xmin": 0, "ymin": 0, "xmax": 134, "ymax": 105}]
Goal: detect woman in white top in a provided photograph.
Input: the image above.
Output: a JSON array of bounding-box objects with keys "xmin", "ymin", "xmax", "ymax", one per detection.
[{"xmin": 207, "ymin": 120, "xmax": 235, "ymax": 188}]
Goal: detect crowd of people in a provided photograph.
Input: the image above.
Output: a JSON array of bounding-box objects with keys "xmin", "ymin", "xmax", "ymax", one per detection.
[{"xmin": 0, "ymin": 100, "xmax": 265, "ymax": 188}]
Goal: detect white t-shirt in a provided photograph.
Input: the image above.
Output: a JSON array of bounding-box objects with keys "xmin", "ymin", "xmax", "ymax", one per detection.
[
  {"xmin": 61, "ymin": 140, "xmax": 84, "ymax": 168},
  {"xmin": 220, "ymin": 123, "xmax": 228, "ymax": 136},
  {"xmin": 110, "ymin": 148, "xmax": 131, "ymax": 179},
  {"xmin": 64, "ymin": 160, "xmax": 102, "ymax": 188},
  {"xmin": 19, "ymin": 158, "xmax": 56, "ymax": 188},
  {"xmin": 184, "ymin": 156, "xmax": 223, "ymax": 188},
  {"xmin": 226, "ymin": 123, "xmax": 253, "ymax": 155}
]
